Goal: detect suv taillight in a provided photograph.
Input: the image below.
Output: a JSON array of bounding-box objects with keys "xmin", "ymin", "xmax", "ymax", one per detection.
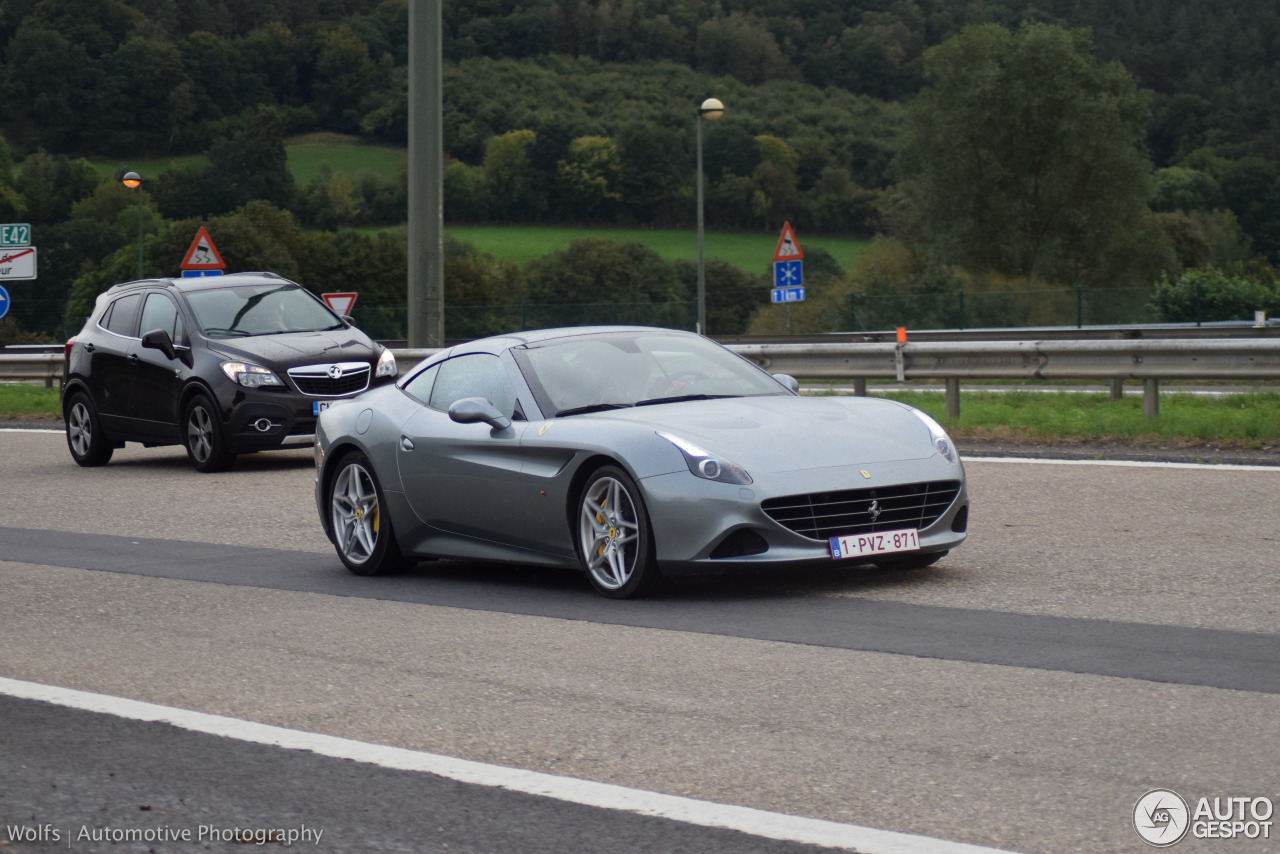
[{"xmin": 64, "ymin": 338, "xmax": 75, "ymax": 359}]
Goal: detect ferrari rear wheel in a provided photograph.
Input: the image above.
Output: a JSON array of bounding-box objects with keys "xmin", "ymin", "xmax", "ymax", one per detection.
[
  {"xmin": 329, "ymin": 451, "xmax": 413, "ymax": 576},
  {"xmin": 576, "ymin": 465, "xmax": 659, "ymax": 598}
]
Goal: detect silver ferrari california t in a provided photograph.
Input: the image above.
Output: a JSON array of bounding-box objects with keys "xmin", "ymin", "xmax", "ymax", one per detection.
[{"xmin": 314, "ymin": 326, "xmax": 969, "ymax": 598}]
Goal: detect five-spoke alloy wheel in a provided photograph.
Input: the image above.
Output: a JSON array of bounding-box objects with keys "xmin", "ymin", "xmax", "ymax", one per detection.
[
  {"xmin": 64, "ymin": 392, "xmax": 113, "ymax": 467},
  {"xmin": 183, "ymin": 394, "xmax": 235, "ymax": 473},
  {"xmin": 577, "ymin": 465, "xmax": 659, "ymax": 598},
  {"xmin": 329, "ymin": 451, "xmax": 412, "ymax": 576}
]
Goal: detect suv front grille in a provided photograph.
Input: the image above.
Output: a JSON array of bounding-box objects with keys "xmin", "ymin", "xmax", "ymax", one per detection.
[
  {"xmin": 287, "ymin": 362, "xmax": 371, "ymax": 397},
  {"xmin": 762, "ymin": 480, "xmax": 961, "ymax": 541}
]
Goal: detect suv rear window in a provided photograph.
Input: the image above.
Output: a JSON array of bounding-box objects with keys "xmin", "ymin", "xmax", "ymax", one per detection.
[{"xmin": 102, "ymin": 294, "xmax": 141, "ymax": 337}]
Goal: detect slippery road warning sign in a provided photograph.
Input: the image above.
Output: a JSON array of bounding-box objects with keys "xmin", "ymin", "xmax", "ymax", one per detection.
[
  {"xmin": 773, "ymin": 221, "xmax": 804, "ymax": 262},
  {"xmin": 180, "ymin": 227, "xmax": 226, "ymax": 271}
]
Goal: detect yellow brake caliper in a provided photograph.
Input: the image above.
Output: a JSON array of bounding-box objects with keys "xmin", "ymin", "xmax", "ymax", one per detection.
[{"xmin": 597, "ymin": 495, "xmax": 607, "ymax": 556}]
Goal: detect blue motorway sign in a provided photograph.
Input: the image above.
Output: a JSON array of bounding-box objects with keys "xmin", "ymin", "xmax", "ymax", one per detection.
[
  {"xmin": 181, "ymin": 269, "xmax": 224, "ymax": 278},
  {"xmin": 773, "ymin": 259, "xmax": 803, "ymax": 289},
  {"xmin": 0, "ymin": 284, "xmax": 9, "ymax": 319},
  {"xmin": 771, "ymin": 286, "xmax": 805, "ymax": 303}
]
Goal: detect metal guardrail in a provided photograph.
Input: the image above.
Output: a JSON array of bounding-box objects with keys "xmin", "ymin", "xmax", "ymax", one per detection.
[{"xmin": 6, "ymin": 338, "xmax": 1280, "ymax": 418}]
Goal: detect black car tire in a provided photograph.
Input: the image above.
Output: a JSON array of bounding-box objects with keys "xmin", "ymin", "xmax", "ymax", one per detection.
[
  {"xmin": 328, "ymin": 451, "xmax": 414, "ymax": 576},
  {"xmin": 875, "ymin": 550, "xmax": 948, "ymax": 571},
  {"xmin": 183, "ymin": 393, "xmax": 235, "ymax": 473},
  {"xmin": 64, "ymin": 392, "xmax": 113, "ymax": 467},
  {"xmin": 575, "ymin": 464, "xmax": 661, "ymax": 599}
]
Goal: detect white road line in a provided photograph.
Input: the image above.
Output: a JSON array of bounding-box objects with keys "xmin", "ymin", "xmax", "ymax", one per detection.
[
  {"xmin": 967, "ymin": 456, "xmax": 1280, "ymax": 472},
  {"xmin": 0, "ymin": 676, "xmax": 1018, "ymax": 854}
]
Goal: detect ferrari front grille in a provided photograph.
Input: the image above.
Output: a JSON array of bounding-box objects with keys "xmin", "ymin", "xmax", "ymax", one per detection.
[{"xmin": 762, "ymin": 480, "xmax": 961, "ymax": 541}]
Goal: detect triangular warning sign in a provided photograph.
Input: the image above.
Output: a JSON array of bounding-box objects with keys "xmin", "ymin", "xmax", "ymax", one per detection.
[
  {"xmin": 773, "ymin": 221, "xmax": 804, "ymax": 262},
  {"xmin": 322, "ymin": 292, "xmax": 357, "ymax": 316},
  {"xmin": 181, "ymin": 226, "xmax": 226, "ymax": 270}
]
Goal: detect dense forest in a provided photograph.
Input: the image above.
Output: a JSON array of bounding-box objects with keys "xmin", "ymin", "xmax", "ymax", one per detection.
[{"xmin": 1, "ymin": 0, "xmax": 1279, "ymax": 340}]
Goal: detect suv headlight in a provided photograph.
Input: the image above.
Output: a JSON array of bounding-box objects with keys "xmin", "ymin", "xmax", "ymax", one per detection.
[
  {"xmin": 658, "ymin": 431, "xmax": 752, "ymax": 485},
  {"xmin": 376, "ymin": 348, "xmax": 397, "ymax": 378},
  {"xmin": 220, "ymin": 361, "xmax": 284, "ymax": 388},
  {"xmin": 910, "ymin": 408, "xmax": 958, "ymax": 464}
]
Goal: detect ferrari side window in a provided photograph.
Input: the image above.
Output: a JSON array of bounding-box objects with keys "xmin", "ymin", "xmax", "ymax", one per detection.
[
  {"xmin": 429, "ymin": 354, "xmax": 518, "ymax": 418},
  {"xmin": 402, "ymin": 363, "xmax": 440, "ymax": 405}
]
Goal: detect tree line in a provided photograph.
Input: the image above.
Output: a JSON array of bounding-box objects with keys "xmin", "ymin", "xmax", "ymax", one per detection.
[{"xmin": 1, "ymin": 0, "xmax": 1278, "ymax": 342}]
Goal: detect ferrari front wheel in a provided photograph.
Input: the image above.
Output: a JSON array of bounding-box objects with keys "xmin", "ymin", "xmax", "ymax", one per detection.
[
  {"xmin": 329, "ymin": 451, "xmax": 413, "ymax": 576},
  {"xmin": 576, "ymin": 465, "xmax": 659, "ymax": 598}
]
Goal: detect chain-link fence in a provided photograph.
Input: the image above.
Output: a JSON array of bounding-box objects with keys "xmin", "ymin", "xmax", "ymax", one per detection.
[{"xmin": 847, "ymin": 287, "xmax": 1163, "ymax": 331}]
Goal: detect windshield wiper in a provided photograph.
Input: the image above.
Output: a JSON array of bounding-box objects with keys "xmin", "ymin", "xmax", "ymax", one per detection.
[
  {"xmin": 201, "ymin": 327, "xmax": 249, "ymax": 337},
  {"xmin": 635, "ymin": 393, "xmax": 737, "ymax": 406},
  {"xmin": 555, "ymin": 402, "xmax": 634, "ymax": 417}
]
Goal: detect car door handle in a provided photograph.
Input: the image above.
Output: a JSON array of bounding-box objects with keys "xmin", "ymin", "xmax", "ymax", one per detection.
[
  {"xmin": 400, "ymin": 436, "xmax": 414, "ymax": 451},
  {"xmin": 128, "ymin": 353, "xmax": 139, "ymax": 365}
]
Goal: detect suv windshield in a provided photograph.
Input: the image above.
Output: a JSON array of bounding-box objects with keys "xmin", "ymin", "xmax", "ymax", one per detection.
[{"xmin": 184, "ymin": 284, "xmax": 342, "ymax": 337}]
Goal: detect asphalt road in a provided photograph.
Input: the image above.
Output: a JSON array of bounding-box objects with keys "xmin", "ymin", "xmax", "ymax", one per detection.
[{"xmin": 1, "ymin": 429, "xmax": 1278, "ymax": 853}]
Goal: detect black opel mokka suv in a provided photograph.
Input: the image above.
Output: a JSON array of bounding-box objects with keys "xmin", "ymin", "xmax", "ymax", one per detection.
[{"xmin": 61, "ymin": 271, "xmax": 397, "ymax": 472}]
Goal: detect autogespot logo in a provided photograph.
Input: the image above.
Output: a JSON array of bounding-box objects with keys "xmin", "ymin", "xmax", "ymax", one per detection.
[{"xmin": 1135, "ymin": 789, "xmax": 1191, "ymax": 847}]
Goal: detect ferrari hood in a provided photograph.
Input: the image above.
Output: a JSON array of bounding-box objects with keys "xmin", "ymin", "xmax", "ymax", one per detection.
[
  {"xmin": 207, "ymin": 329, "xmax": 379, "ymax": 369},
  {"xmin": 595, "ymin": 395, "xmax": 937, "ymax": 473}
]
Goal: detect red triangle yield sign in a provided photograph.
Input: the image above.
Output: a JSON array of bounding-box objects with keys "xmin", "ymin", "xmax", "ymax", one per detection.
[
  {"xmin": 180, "ymin": 226, "xmax": 226, "ymax": 270},
  {"xmin": 773, "ymin": 221, "xmax": 804, "ymax": 262},
  {"xmin": 322, "ymin": 292, "xmax": 358, "ymax": 316}
]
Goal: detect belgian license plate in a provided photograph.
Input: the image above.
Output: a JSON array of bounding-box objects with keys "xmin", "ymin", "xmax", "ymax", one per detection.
[
  {"xmin": 829, "ymin": 528, "xmax": 920, "ymax": 560},
  {"xmin": 312, "ymin": 401, "xmax": 332, "ymax": 417}
]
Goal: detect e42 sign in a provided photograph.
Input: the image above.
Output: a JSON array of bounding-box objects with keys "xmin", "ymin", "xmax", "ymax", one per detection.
[{"xmin": 1, "ymin": 224, "xmax": 31, "ymax": 246}]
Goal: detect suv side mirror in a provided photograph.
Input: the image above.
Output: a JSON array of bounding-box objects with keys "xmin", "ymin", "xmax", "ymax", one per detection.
[
  {"xmin": 141, "ymin": 328, "xmax": 178, "ymax": 361},
  {"xmin": 448, "ymin": 397, "xmax": 512, "ymax": 430}
]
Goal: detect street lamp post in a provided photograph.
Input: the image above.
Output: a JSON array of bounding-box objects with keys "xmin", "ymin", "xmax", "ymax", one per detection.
[
  {"xmin": 121, "ymin": 171, "xmax": 145, "ymax": 280},
  {"xmin": 695, "ymin": 97, "xmax": 724, "ymax": 336}
]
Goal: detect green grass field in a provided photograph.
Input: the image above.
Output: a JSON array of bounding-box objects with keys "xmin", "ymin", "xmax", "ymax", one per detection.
[
  {"xmin": 88, "ymin": 133, "xmax": 407, "ymax": 186},
  {"xmin": 442, "ymin": 225, "xmax": 872, "ymax": 273}
]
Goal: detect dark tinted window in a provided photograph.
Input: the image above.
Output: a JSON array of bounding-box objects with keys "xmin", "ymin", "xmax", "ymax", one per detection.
[
  {"xmin": 428, "ymin": 354, "xmax": 517, "ymax": 418},
  {"xmin": 139, "ymin": 294, "xmax": 186, "ymax": 346},
  {"xmin": 103, "ymin": 294, "xmax": 141, "ymax": 337}
]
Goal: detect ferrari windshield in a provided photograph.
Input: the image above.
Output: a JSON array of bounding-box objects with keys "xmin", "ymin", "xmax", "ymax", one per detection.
[
  {"xmin": 184, "ymin": 283, "xmax": 343, "ymax": 337},
  {"xmin": 515, "ymin": 331, "xmax": 789, "ymax": 416}
]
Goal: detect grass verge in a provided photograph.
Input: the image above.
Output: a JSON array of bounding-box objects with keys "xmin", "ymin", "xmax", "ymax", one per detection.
[
  {"xmin": 878, "ymin": 389, "xmax": 1280, "ymax": 449},
  {"xmin": 0, "ymin": 385, "xmax": 62, "ymax": 420},
  {"xmin": 4, "ymin": 384, "xmax": 1279, "ymax": 450}
]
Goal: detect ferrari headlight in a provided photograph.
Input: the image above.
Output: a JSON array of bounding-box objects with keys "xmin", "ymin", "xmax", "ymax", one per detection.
[
  {"xmin": 658, "ymin": 431, "xmax": 752, "ymax": 485},
  {"xmin": 910, "ymin": 408, "xmax": 958, "ymax": 464},
  {"xmin": 220, "ymin": 361, "xmax": 284, "ymax": 388},
  {"xmin": 376, "ymin": 348, "xmax": 397, "ymax": 378}
]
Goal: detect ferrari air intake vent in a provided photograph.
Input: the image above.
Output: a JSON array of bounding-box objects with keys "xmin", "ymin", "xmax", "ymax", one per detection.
[
  {"xmin": 288, "ymin": 363, "xmax": 371, "ymax": 397},
  {"xmin": 762, "ymin": 480, "xmax": 961, "ymax": 541}
]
